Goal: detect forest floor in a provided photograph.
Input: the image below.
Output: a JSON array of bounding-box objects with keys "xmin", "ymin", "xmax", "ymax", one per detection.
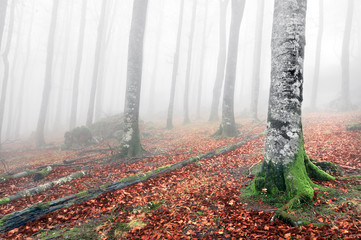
[{"xmin": 0, "ymin": 111, "xmax": 360, "ymax": 239}]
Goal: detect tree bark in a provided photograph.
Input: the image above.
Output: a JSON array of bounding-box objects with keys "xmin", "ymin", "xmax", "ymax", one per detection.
[
  {"xmin": 183, "ymin": 0, "xmax": 198, "ymax": 124},
  {"xmin": 0, "ymin": 0, "xmax": 8, "ymax": 49},
  {"xmin": 310, "ymin": 0, "xmax": 323, "ymax": 110},
  {"xmin": 35, "ymin": 0, "xmax": 60, "ymax": 147},
  {"xmin": 215, "ymin": 0, "xmax": 245, "ymax": 137},
  {"xmin": 0, "ymin": 0, "xmax": 16, "ymax": 146},
  {"xmin": 254, "ymin": 0, "xmax": 334, "ymax": 201},
  {"xmin": 340, "ymin": 0, "xmax": 354, "ymax": 110},
  {"xmin": 196, "ymin": 1, "xmax": 209, "ymax": 120},
  {"xmin": 250, "ymin": 0, "xmax": 265, "ymax": 120},
  {"xmin": 166, "ymin": 0, "xmax": 185, "ymax": 129},
  {"xmin": 86, "ymin": 0, "xmax": 107, "ymax": 126},
  {"xmin": 117, "ymin": 0, "xmax": 148, "ymax": 158},
  {"xmin": 209, "ymin": 0, "xmax": 229, "ymax": 122},
  {"xmin": 69, "ymin": 0, "xmax": 87, "ymax": 130}
]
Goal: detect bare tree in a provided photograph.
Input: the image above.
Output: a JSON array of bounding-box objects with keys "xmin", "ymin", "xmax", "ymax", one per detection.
[
  {"xmin": 250, "ymin": 0, "xmax": 265, "ymax": 121},
  {"xmin": 209, "ymin": 0, "xmax": 229, "ymax": 122},
  {"xmin": 253, "ymin": 0, "xmax": 333, "ymax": 202},
  {"xmin": 35, "ymin": 0, "xmax": 60, "ymax": 147},
  {"xmin": 166, "ymin": 0, "xmax": 185, "ymax": 129},
  {"xmin": 69, "ymin": 0, "xmax": 87, "ymax": 130},
  {"xmin": 310, "ymin": 0, "xmax": 324, "ymax": 110},
  {"xmin": 214, "ymin": 0, "xmax": 245, "ymax": 137},
  {"xmin": 117, "ymin": 0, "xmax": 148, "ymax": 157},
  {"xmin": 183, "ymin": 0, "xmax": 198, "ymax": 124}
]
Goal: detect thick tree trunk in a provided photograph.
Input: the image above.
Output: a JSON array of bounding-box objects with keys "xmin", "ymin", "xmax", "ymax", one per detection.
[
  {"xmin": 86, "ymin": 0, "xmax": 107, "ymax": 126},
  {"xmin": 0, "ymin": 0, "xmax": 16, "ymax": 146},
  {"xmin": 117, "ymin": 0, "xmax": 148, "ymax": 158},
  {"xmin": 183, "ymin": 0, "xmax": 198, "ymax": 125},
  {"xmin": 254, "ymin": 0, "xmax": 333, "ymax": 201},
  {"xmin": 310, "ymin": 0, "xmax": 323, "ymax": 110},
  {"xmin": 215, "ymin": 0, "xmax": 245, "ymax": 137},
  {"xmin": 340, "ymin": 0, "xmax": 354, "ymax": 110},
  {"xmin": 209, "ymin": 0, "xmax": 229, "ymax": 122},
  {"xmin": 166, "ymin": 0, "xmax": 185, "ymax": 129},
  {"xmin": 250, "ymin": 0, "xmax": 265, "ymax": 121},
  {"xmin": 35, "ymin": 0, "xmax": 60, "ymax": 147},
  {"xmin": 69, "ymin": 0, "xmax": 87, "ymax": 130},
  {"xmin": 196, "ymin": 1, "xmax": 209, "ymax": 120}
]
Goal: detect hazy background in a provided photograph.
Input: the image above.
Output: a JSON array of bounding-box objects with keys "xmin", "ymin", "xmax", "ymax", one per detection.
[{"xmin": 0, "ymin": 0, "xmax": 360, "ymax": 141}]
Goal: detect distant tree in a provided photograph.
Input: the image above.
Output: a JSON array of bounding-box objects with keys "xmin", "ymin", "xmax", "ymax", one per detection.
[
  {"xmin": 214, "ymin": 0, "xmax": 245, "ymax": 137},
  {"xmin": 253, "ymin": 0, "xmax": 333, "ymax": 202},
  {"xmin": 183, "ymin": 0, "xmax": 198, "ymax": 124},
  {"xmin": 166, "ymin": 0, "xmax": 185, "ymax": 129},
  {"xmin": 340, "ymin": 0, "xmax": 354, "ymax": 110},
  {"xmin": 196, "ymin": 0, "xmax": 209, "ymax": 120},
  {"xmin": 209, "ymin": 0, "xmax": 229, "ymax": 122},
  {"xmin": 0, "ymin": 0, "xmax": 16, "ymax": 146},
  {"xmin": 310, "ymin": 0, "xmax": 324, "ymax": 110},
  {"xmin": 35, "ymin": 0, "xmax": 60, "ymax": 147},
  {"xmin": 250, "ymin": 0, "xmax": 265, "ymax": 121},
  {"xmin": 0, "ymin": 0, "xmax": 8, "ymax": 49},
  {"xmin": 86, "ymin": 0, "xmax": 107, "ymax": 126},
  {"xmin": 117, "ymin": 0, "xmax": 148, "ymax": 157},
  {"xmin": 69, "ymin": 0, "xmax": 87, "ymax": 130}
]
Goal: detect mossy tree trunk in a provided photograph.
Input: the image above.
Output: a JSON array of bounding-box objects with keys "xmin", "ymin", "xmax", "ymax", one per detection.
[
  {"xmin": 209, "ymin": 0, "xmax": 229, "ymax": 122},
  {"xmin": 214, "ymin": 0, "xmax": 245, "ymax": 137},
  {"xmin": 166, "ymin": 0, "xmax": 185, "ymax": 129},
  {"xmin": 118, "ymin": 0, "xmax": 148, "ymax": 158},
  {"xmin": 254, "ymin": 0, "xmax": 334, "ymax": 202}
]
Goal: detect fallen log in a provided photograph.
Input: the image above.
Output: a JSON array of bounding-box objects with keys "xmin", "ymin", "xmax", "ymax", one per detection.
[
  {"xmin": 0, "ymin": 133, "xmax": 262, "ymax": 233},
  {"xmin": 0, "ymin": 166, "xmax": 53, "ymax": 184},
  {"xmin": 0, "ymin": 171, "xmax": 88, "ymax": 205}
]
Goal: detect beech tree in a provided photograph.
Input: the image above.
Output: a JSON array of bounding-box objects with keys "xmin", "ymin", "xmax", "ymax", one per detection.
[
  {"xmin": 310, "ymin": 0, "xmax": 324, "ymax": 109},
  {"xmin": 253, "ymin": 0, "xmax": 334, "ymax": 202},
  {"xmin": 214, "ymin": 0, "xmax": 245, "ymax": 137},
  {"xmin": 36, "ymin": 0, "xmax": 60, "ymax": 146},
  {"xmin": 118, "ymin": 0, "xmax": 148, "ymax": 157},
  {"xmin": 209, "ymin": 0, "xmax": 229, "ymax": 122},
  {"xmin": 166, "ymin": 0, "xmax": 185, "ymax": 129}
]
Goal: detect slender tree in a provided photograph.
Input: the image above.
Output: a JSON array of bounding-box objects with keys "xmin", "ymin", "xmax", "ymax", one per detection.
[
  {"xmin": 183, "ymin": 0, "xmax": 198, "ymax": 124},
  {"xmin": 35, "ymin": 0, "xmax": 60, "ymax": 146},
  {"xmin": 166, "ymin": 0, "xmax": 185, "ymax": 129},
  {"xmin": 310, "ymin": 0, "xmax": 324, "ymax": 110},
  {"xmin": 196, "ymin": 0, "xmax": 209, "ymax": 119},
  {"xmin": 117, "ymin": 0, "xmax": 148, "ymax": 157},
  {"xmin": 340, "ymin": 0, "xmax": 354, "ymax": 110},
  {"xmin": 250, "ymin": 0, "xmax": 265, "ymax": 121},
  {"xmin": 86, "ymin": 0, "xmax": 107, "ymax": 126},
  {"xmin": 253, "ymin": 0, "xmax": 333, "ymax": 202},
  {"xmin": 214, "ymin": 0, "xmax": 245, "ymax": 137},
  {"xmin": 69, "ymin": 0, "xmax": 87, "ymax": 129},
  {"xmin": 209, "ymin": 0, "xmax": 229, "ymax": 122},
  {"xmin": 0, "ymin": 0, "xmax": 16, "ymax": 145},
  {"xmin": 0, "ymin": 0, "xmax": 8, "ymax": 49}
]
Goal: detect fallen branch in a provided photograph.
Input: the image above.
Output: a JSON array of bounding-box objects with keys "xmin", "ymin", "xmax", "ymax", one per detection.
[
  {"xmin": 0, "ymin": 171, "xmax": 88, "ymax": 205},
  {"xmin": 0, "ymin": 166, "xmax": 53, "ymax": 184},
  {"xmin": 0, "ymin": 133, "xmax": 262, "ymax": 232}
]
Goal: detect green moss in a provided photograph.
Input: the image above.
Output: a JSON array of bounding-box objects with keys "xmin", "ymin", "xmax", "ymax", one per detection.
[
  {"xmin": 115, "ymin": 222, "xmax": 131, "ymax": 232},
  {"xmin": 76, "ymin": 190, "xmax": 89, "ymax": 197},
  {"xmin": 34, "ymin": 201, "xmax": 51, "ymax": 210},
  {"xmin": 100, "ymin": 184, "xmax": 108, "ymax": 189},
  {"xmin": 337, "ymin": 175, "xmax": 361, "ymax": 180},
  {"xmin": 0, "ymin": 197, "xmax": 10, "ymax": 205}
]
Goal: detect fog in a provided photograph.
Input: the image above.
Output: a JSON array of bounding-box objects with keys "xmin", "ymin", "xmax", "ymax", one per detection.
[{"xmin": 0, "ymin": 0, "xmax": 360, "ymax": 143}]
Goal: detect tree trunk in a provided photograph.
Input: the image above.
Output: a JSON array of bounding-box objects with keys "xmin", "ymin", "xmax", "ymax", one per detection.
[
  {"xmin": 69, "ymin": 0, "xmax": 87, "ymax": 130},
  {"xmin": 86, "ymin": 0, "xmax": 107, "ymax": 126},
  {"xmin": 250, "ymin": 0, "xmax": 265, "ymax": 121},
  {"xmin": 0, "ymin": 0, "xmax": 16, "ymax": 146},
  {"xmin": 196, "ymin": 1, "xmax": 209, "ymax": 120},
  {"xmin": 215, "ymin": 0, "xmax": 245, "ymax": 137},
  {"xmin": 183, "ymin": 0, "xmax": 198, "ymax": 125},
  {"xmin": 209, "ymin": 0, "xmax": 229, "ymax": 122},
  {"xmin": 166, "ymin": 0, "xmax": 185, "ymax": 129},
  {"xmin": 35, "ymin": 0, "xmax": 59, "ymax": 147},
  {"xmin": 310, "ymin": 0, "xmax": 323, "ymax": 110},
  {"xmin": 254, "ymin": 0, "xmax": 334, "ymax": 201},
  {"xmin": 340, "ymin": 0, "xmax": 354, "ymax": 110},
  {"xmin": 117, "ymin": 0, "xmax": 148, "ymax": 158},
  {"xmin": 0, "ymin": 0, "xmax": 8, "ymax": 49}
]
